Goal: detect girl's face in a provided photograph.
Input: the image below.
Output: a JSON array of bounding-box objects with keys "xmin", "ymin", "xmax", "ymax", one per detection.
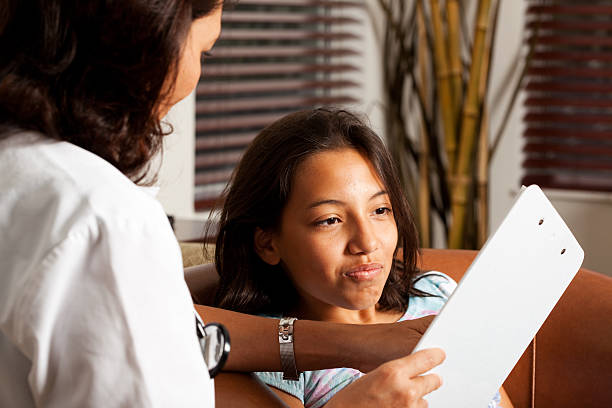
[{"xmin": 257, "ymin": 148, "xmax": 399, "ymax": 320}]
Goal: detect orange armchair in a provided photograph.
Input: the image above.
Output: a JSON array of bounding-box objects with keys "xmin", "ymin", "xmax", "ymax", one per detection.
[{"xmin": 183, "ymin": 246, "xmax": 612, "ymax": 407}]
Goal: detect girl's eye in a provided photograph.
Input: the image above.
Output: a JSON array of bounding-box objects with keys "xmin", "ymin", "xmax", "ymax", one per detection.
[
  {"xmin": 374, "ymin": 207, "xmax": 392, "ymax": 215},
  {"xmin": 315, "ymin": 217, "xmax": 341, "ymax": 227}
]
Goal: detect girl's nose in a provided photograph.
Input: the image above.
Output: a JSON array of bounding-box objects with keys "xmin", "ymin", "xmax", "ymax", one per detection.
[{"xmin": 347, "ymin": 219, "xmax": 379, "ymax": 255}]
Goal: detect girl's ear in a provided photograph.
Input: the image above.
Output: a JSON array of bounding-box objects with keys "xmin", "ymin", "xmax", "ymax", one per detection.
[{"xmin": 254, "ymin": 227, "xmax": 281, "ymax": 265}]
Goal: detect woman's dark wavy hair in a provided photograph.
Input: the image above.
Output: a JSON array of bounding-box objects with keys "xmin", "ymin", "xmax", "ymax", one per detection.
[
  {"xmin": 212, "ymin": 108, "xmax": 430, "ymax": 315},
  {"xmin": 0, "ymin": 0, "xmax": 222, "ymax": 182}
]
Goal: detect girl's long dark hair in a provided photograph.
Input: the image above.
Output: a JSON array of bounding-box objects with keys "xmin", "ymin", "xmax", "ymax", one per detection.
[
  {"xmin": 212, "ymin": 108, "xmax": 429, "ymax": 315},
  {"xmin": 0, "ymin": 0, "xmax": 222, "ymax": 182}
]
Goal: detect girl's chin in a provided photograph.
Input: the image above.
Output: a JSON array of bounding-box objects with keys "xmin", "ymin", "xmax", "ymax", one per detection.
[{"xmin": 339, "ymin": 295, "xmax": 383, "ymax": 311}]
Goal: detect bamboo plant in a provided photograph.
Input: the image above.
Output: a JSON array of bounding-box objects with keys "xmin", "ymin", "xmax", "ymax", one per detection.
[{"xmin": 377, "ymin": 0, "xmax": 520, "ymax": 249}]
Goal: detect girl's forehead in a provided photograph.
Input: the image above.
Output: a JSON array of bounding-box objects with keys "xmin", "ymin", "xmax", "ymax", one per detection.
[
  {"xmin": 297, "ymin": 148, "xmax": 372, "ymax": 174},
  {"xmin": 289, "ymin": 148, "xmax": 387, "ymax": 203}
]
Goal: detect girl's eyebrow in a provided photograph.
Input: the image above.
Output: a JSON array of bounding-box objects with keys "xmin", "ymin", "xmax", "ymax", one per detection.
[{"xmin": 306, "ymin": 190, "xmax": 389, "ymax": 209}]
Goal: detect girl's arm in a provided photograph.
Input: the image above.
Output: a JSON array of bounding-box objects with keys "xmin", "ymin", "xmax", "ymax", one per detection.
[
  {"xmin": 197, "ymin": 305, "xmax": 442, "ymax": 407},
  {"xmin": 214, "ymin": 373, "xmax": 289, "ymax": 408},
  {"xmin": 267, "ymin": 388, "xmax": 303, "ymax": 408},
  {"xmin": 195, "ymin": 305, "xmax": 435, "ymax": 373}
]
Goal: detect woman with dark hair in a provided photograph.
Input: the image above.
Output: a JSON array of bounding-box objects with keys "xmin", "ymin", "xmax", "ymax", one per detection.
[
  {"xmin": 213, "ymin": 108, "xmax": 511, "ymax": 407},
  {"xmin": 0, "ymin": 1, "xmax": 447, "ymax": 407},
  {"xmin": 0, "ymin": 1, "xmax": 226, "ymax": 406}
]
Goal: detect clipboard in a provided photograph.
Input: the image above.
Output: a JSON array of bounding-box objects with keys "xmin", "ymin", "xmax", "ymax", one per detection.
[{"xmin": 413, "ymin": 185, "xmax": 584, "ymax": 407}]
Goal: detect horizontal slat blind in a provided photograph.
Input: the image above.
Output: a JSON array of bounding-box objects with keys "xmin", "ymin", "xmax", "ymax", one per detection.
[
  {"xmin": 195, "ymin": 0, "xmax": 364, "ymax": 210},
  {"xmin": 522, "ymin": 0, "xmax": 612, "ymax": 192}
]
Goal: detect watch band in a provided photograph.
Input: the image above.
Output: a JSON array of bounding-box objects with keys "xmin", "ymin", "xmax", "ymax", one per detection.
[{"xmin": 278, "ymin": 317, "xmax": 299, "ymax": 381}]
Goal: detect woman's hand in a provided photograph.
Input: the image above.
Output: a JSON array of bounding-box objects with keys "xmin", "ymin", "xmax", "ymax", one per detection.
[{"xmin": 326, "ymin": 348, "xmax": 445, "ymax": 408}]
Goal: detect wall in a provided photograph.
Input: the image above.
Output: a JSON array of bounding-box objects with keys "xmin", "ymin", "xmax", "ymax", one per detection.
[
  {"xmin": 158, "ymin": 93, "xmax": 197, "ymax": 219},
  {"xmin": 486, "ymin": 0, "xmax": 612, "ymax": 276},
  {"xmin": 159, "ymin": 0, "xmax": 612, "ymax": 275}
]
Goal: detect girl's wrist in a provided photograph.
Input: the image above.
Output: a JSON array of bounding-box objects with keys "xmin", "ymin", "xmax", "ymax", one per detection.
[
  {"xmin": 293, "ymin": 320, "xmax": 382, "ymax": 372},
  {"xmin": 295, "ymin": 318, "xmax": 432, "ymax": 373},
  {"xmin": 293, "ymin": 320, "xmax": 360, "ymax": 371}
]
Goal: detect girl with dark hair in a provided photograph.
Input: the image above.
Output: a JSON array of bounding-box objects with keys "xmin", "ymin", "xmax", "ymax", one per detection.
[
  {"xmin": 0, "ymin": 1, "xmax": 448, "ymax": 407},
  {"xmin": 213, "ymin": 108, "xmax": 511, "ymax": 407}
]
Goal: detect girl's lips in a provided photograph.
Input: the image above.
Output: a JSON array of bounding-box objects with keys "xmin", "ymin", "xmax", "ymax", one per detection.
[{"xmin": 342, "ymin": 263, "xmax": 383, "ymax": 281}]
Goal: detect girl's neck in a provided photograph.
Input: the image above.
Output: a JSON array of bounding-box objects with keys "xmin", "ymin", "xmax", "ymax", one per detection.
[{"xmin": 291, "ymin": 303, "xmax": 404, "ymax": 325}]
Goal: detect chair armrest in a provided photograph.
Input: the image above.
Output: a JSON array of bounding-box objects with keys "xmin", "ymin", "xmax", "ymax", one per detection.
[{"xmin": 184, "ymin": 263, "xmax": 218, "ymax": 305}]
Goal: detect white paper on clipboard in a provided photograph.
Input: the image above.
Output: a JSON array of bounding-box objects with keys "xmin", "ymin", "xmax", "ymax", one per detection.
[{"xmin": 413, "ymin": 185, "xmax": 584, "ymax": 407}]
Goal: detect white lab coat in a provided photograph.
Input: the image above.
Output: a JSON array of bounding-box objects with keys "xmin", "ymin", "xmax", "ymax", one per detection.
[{"xmin": 0, "ymin": 133, "xmax": 214, "ymax": 407}]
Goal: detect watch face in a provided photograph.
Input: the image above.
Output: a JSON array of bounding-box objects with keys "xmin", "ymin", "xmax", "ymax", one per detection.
[{"xmin": 196, "ymin": 317, "xmax": 230, "ymax": 378}]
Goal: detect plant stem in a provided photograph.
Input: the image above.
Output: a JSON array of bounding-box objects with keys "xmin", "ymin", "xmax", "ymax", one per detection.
[
  {"xmin": 417, "ymin": 0, "xmax": 431, "ymax": 247},
  {"xmin": 427, "ymin": 0, "xmax": 457, "ymax": 184},
  {"xmin": 448, "ymin": 0, "xmax": 492, "ymax": 249},
  {"xmin": 446, "ymin": 0, "xmax": 463, "ymax": 126}
]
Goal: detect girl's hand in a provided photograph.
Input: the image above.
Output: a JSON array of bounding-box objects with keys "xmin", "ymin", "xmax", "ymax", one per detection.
[
  {"xmin": 347, "ymin": 315, "xmax": 436, "ymax": 373},
  {"xmin": 326, "ymin": 348, "xmax": 445, "ymax": 408}
]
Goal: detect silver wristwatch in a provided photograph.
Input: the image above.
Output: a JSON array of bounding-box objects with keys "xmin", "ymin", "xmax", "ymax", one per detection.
[{"xmin": 278, "ymin": 317, "xmax": 299, "ymax": 381}]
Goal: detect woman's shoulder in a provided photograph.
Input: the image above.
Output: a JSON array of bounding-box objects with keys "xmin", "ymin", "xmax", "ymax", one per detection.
[
  {"xmin": 0, "ymin": 132, "xmax": 171, "ymax": 270},
  {"xmin": 1, "ymin": 132, "xmax": 162, "ymax": 219},
  {"xmin": 400, "ymin": 271, "xmax": 457, "ymax": 321},
  {"xmin": 0, "ymin": 134, "xmax": 183, "ymax": 355}
]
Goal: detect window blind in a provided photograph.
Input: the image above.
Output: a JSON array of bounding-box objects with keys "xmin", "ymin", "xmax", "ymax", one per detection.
[
  {"xmin": 195, "ymin": 0, "xmax": 364, "ymax": 211},
  {"xmin": 522, "ymin": 0, "xmax": 612, "ymax": 192}
]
